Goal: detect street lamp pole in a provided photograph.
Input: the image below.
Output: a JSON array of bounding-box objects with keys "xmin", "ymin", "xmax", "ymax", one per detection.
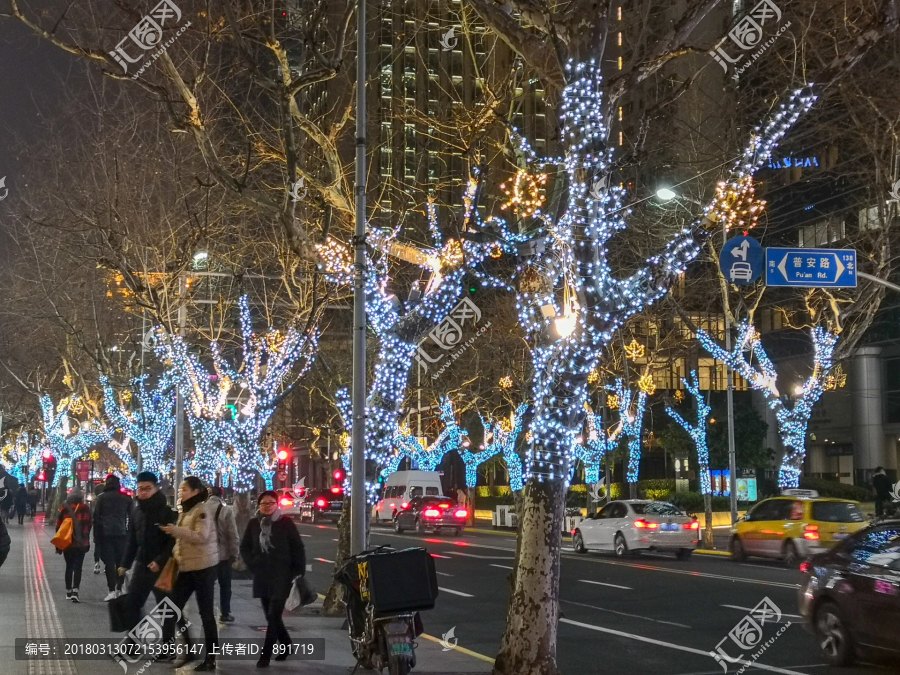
[
  {"xmin": 350, "ymin": 0, "xmax": 368, "ymax": 556},
  {"xmin": 174, "ymin": 275, "xmax": 188, "ymax": 498},
  {"xmin": 723, "ymin": 227, "xmax": 738, "ymax": 525}
]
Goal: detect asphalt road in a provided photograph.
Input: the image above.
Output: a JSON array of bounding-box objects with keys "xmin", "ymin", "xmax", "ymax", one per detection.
[{"xmin": 295, "ymin": 520, "xmax": 889, "ymax": 675}]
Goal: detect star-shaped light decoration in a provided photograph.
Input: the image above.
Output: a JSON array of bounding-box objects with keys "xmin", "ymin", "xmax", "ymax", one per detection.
[
  {"xmin": 824, "ymin": 364, "xmax": 847, "ymax": 390},
  {"xmin": 606, "ymin": 394, "xmax": 619, "ymax": 410},
  {"xmin": 500, "ymin": 169, "xmax": 547, "ymax": 218},
  {"xmin": 499, "ymin": 376, "xmax": 513, "ymax": 389}
]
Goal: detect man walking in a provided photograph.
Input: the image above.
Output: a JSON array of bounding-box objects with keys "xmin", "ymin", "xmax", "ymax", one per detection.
[
  {"xmin": 0, "ymin": 464, "xmax": 19, "ymax": 524},
  {"xmin": 93, "ymin": 475, "xmax": 133, "ymax": 600},
  {"xmin": 873, "ymin": 466, "xmax": 892, "ymax": 517},
  {"xmin": 0, "ymin": 515, "xmax": 10, "ymax": 570},
  {"xmin": 208, "ymin": 487, "xmax": 240, "ymax": 623},
  {"xmin": 117, "ymin": 472, "xmax": 177, "ymax": 650}
]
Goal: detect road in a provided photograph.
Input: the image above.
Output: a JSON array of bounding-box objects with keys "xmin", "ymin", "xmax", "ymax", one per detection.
[{"xmin": 297, "ymin": 520, "xmax": 884, "ymax": 675}]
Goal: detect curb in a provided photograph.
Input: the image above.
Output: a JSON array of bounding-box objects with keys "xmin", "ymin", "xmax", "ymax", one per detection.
[{"xmin": 695, "ymin": 549, "xmax": 732, "ymax": 557}]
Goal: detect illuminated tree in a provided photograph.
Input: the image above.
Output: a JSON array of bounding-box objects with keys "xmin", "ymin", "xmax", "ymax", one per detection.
[
  {"xmin": 3, "ymin": 432, "xmax": 42, "ymax": 484},
  {"xmin": 459, "ymin": 403, "xmax": 529, "ymax": 490},
  {"xmin": 570, "ymin": 405, "xmax": 620, "ymax": 485},
  {"xmin": 40, "ymin": 394, "xmax": 111, "ymax": 487}
]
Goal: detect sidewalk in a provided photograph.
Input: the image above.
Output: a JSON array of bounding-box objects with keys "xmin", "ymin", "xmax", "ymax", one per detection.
[{"xmin": 0, "ymin": 513, "xmax": 491, "ymax": 675}]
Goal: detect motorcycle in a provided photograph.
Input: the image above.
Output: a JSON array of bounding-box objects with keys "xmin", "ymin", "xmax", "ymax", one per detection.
[{"xmin": 335, "ymin": 545, "xmax": 437, "ymax": 675}]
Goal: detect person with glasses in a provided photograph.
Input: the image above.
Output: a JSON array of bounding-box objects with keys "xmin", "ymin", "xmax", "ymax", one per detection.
[
  {"xmin": 160, "ymin": 477, "xmax": 220, "ymax": 671},
  {"xmin": 240, "ymin": 490, "xmax": 306, "ymax": 668},
  {"xmin": 118, "ymin": 472, "xmax": 178, "ymax": 653}
]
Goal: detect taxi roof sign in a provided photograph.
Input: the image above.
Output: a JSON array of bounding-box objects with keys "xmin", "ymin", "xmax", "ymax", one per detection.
[{"xmin": 781, "ymin": 488, "xmax": 819, "ymax": 499}]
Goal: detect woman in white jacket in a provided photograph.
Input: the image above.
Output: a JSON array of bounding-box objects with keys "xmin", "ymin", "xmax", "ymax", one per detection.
[{"xmin": 161, "ymin": 477, "xmax": 219, "ymax": 671}]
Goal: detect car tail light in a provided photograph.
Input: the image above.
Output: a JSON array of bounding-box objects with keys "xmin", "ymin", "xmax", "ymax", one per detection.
[
  {"xmin": 439, "ymin": 503, "xmax": 451, "ymax": 509},
  {"xmin": 683, "ymin": 521, "xmax": 700, "ymax": 530},
  {"xmin": 280, "ymin": 498, "xmax": 293, "ymax": 506},
  {"xmin": 331, "ymin": 486, "xmax": 342, "ymax": 494},
  {"xmin": 316, "ymin": 498, "xmax": 327, "ymax": 507},
  {"xmin": 799, "ymin": 561, "xmax": 812, "ymax": 574},
  {"xmin": 401, "ymin": 502, "xmax": 409, "ymax": 509},
  {"xmin": 424, "ymin": 508, "xmax": 441, "ymax": 518},
  {"xmin": 803, "ymin": 524, "xmax": 819, "ymax": 540},
  {"xmin": 634, "ymin": 519, "xmax": 659, "ymax": 529},
  {"xmin": 454, "ymin": 509, "xmax": 467, "ymax": 518}
]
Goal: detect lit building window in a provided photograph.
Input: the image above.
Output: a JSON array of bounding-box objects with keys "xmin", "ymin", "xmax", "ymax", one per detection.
[
  {"xmin": 618, "ymin": 32, "xmax": 623, "ymax": 46},
  {"xmin": 618, "ymin": 56, "xmax": 623, "ymax": 70},
  {"xmin": 618, "ymin": 6, "xmax": 622, "ymax": 20},
  {"xmin": 618, "ymin": 131, "xmax": 624, "ymax": 146},
  {"xmin": 618, "ymin": 107, "xmax": 623, "ymax": 121}
]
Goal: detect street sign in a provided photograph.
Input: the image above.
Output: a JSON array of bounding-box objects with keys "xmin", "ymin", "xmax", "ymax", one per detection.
[
  {"xmin": 765, "ymin": 248, "xmax": 856, "ymax": 288},
  {"xmin": 75, "ymin": 461, "xmax": 91, "ymax": 482},
  {"xmin": 719, "ymin": 236, "xmax": 763, "ymax": 286}
]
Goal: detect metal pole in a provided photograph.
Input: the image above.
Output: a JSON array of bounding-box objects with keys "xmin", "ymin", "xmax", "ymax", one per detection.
[
  {"xmin": 857, "ymin": 271, "xmax": 900, "ymax": 294},
  {"xmin": 724, "ymin": 231, "xmax": 738, "ymax": 525},
  {"xmin": 174, "ymin": 275, "xmax": 188, "ymax": 497},
  {"xmin": 350, "ymin": 0, "xmax": 368, "ymax": 556}
]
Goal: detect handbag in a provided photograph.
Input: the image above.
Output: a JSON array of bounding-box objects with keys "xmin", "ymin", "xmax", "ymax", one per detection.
[
  {"xmin": 285, "ymin": 575, "xmax": 316, "ymax": 612},
  {"xmin": 51, "ymin": 517, "xmax": 74, "ymax": 551},
  {"xmin": 153, "ymin": 558, "xmax": 179, "ymax": 593},
  {"xmin": 109, "ymin": 592, "xmax": 141, "ymax": 633}
]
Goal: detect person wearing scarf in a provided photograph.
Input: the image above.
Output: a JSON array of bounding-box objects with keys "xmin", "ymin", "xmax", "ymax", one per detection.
[
  {"xmin": 160, "ymin": 476, "xmax": 219, "ymax": 671},
  {"xmin": 240, "ymin": 490, "xmax": 306, "ymax": 668}
]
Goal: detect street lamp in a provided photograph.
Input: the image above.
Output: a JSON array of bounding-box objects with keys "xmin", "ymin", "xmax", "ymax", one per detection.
[
  {"xmin": 192, "ymin": 250, "xmax": 209, "ymax": 262},
  {"xmin": 656, "ymin": 187, "xmax": 677, "ymax": 201}
]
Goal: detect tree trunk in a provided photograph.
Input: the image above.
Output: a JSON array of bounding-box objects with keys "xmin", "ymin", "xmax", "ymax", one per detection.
[
  {"xmin": 493, "ymin": 479, "xmax": 564, "ymax": 675},
  {"xmin": 703, "ymin": 492, "xmax": 714, "ymax": 548},
  {"xmin": 46, "ymin": 476, "xmax": 69, "ymax": 524},
  {"xmin": 234, "ymin": 492, "xmax": 251, "ymax": 536},
  {"xmin": 322, "ymin": 498, "xmax": 352, "ymax": 616}
]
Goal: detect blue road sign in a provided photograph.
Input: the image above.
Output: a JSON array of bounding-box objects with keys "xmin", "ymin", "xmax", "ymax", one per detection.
[
  {"xmin": 719, "ymin": 236, "xmax": 763, "ymax": 286},
  {"xmin": 765, "ymin": 248, "xmax": 857, "ymax": 288}
]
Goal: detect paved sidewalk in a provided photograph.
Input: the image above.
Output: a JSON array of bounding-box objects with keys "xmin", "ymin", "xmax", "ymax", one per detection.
[{"xmin": 0, "ymin": 513, "xmax": 491, "ymax": 675}]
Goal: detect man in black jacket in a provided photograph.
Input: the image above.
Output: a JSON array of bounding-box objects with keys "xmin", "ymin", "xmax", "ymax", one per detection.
[
  {"xmin": 94, "ymin": 475, "xmax": 133, "ymax": 600},
  {"xmin": 873, "ymin": 466, "xmax": 892, "ymax": 517},
  {"xmin": 0, "ymin": 515, "xmax": 10, "ymax": 569},
  {"xmin": 118, "ymin": 471, "xmax": 177, "ymax": 646},
  {"xmin": 0, "ymin": 464, "xmax": 19, "ymax": 524}
]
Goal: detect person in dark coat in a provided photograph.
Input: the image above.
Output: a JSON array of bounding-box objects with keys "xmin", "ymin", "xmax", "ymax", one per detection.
[
  {"xmin": 117, "ymin": 471, "xmax": 177, "ymax": 651},
  {"xmin": 93, "ymin": 475, "xmax": 133, "ymax": 599},
  {"xmin": 240, "ymin": 490, "xmax": 306, "ymax": 668},
  {"xmin": 55, "ymin": 490, "xmax": 92, "ymax": 602},
  {"xmin": 14, "ymin": 485, "xmax": 28, "ymax": 524},
  {"xmin": 0, "ymin": 515, "xmax": 10, "ymax": 569},
  {"xmin": 27, "ymin": 487, "xmax": 39, "ymax": 517},
  {"xmin": 873, "ymin": 466, "xmax": 892, "ymax": 517},
  {"xmin": 0, "ymin": 464, "xmax": 18, "ymax": 524}
]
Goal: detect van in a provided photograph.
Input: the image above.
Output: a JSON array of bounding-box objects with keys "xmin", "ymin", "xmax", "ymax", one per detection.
[{"xmin": 374, "ymin": 471, "xmax": 444, "ymax": 523}]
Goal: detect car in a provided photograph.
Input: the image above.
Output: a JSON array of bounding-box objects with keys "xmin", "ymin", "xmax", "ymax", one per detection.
[
  {"xmin": 729, "ymin": 261, "xmax": 754, "ymax": 282},
  {"xmin": 393, "ymin": 496, "xmax": 468, "ymax": 536},
  {"xmin": 572, "ymin": 500, "xmax": 700, "ymax": 559},
  {"xmin": 729, "ymin": 490, "xmax": 868, "ymax": 566},
  {"xmin": 275, "ymin": 488, "xmax": 305, "ymax": 518},
  {"xmin": 798, "ymin": 520, "xmax": 900, "ymax": 666},
  {"xmin": 374, "ymin": 470, "xmax": 445, "ymax": 524},
  {"xmin": 298, "ymin": 487, "xmax": 344, "ymax": 523}
]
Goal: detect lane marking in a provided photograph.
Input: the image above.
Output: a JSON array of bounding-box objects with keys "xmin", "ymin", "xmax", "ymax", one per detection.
[
  {"xmin": 560, "ymin": 599, "xmax": 690, "ymax": 628},
  {"xmin": 722, "ymin": 604, "xmax": 803, "ymax": 619},
  {"xmin": 419, "ymin": 633, "xmax": 495, "ymax": 664},
  {"xmin": 560, "ymin": 618, "xmax": 808, "ymax": 675},
  {"xmin": 490, "ymin": 564, "xmax": 514, "ymax": 570},
  {"xmin": 578, "ymin": 579, "xmax": 632, "ymax": 590},
  {"xmin": 314, "ymin": 557, "xmax": 334, "ymax": 564},
  {"xmin": 436, "ymin": 572, "xmax": 454, "ymax": 577},
  {"xmin": 439, "ymin": 587, "xmax": 474, "ymax": 598},
  {"xmin": 430, "ymin": 553, "xmax": 452, "ymax": 559},
  {"xmin": 445, "ymin": 551, "xmax": 514, "ymax": 560}
]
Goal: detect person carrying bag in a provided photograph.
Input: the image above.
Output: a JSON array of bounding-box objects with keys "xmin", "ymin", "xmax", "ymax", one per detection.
[{"xmin": 55, "ymin": 491, "xmax": 92, "ymax": 603}]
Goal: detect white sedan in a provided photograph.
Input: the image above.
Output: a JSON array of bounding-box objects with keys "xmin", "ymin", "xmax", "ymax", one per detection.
[
  {"xmin": 275, "ymin": 488, "xmax": 305, "ymax": 518},
  {"xmin": 573, "ymin": 500, "xmax": 700, "ymax": 560}
]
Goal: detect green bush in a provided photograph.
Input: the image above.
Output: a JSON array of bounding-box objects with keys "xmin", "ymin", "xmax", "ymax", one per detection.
[
  {"xmin": 670, "ymin": 491, "xmax": 743, "ymax": 512},
  {"xmin": 799, "ymin": 477, "xmax": 872, "ymax": 502}
]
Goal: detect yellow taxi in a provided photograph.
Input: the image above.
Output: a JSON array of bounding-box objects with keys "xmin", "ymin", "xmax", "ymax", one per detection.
[{"xmin": 729, "ymin": 489, "xmax": 869, "ymax": 566}]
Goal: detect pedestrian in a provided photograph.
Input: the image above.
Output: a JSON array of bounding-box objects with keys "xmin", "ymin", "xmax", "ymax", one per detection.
[
  {"xmin": 14, "ymin": 485, "xmax": 28, "ymax": 525},
  {"xmin": 0, "ymin": 464, "xmax": 19, "ymax": 524},
  {"xmin": 93, "ymin": 475, "xmax": 133, "ymax": 600},
  {"xmin": 160, "ymin": 477, "xmax": 219, "ymax": 671},
  {"xmin": 117, "ymin": 472, "xmax": 178, "ymax": 655},
  {"xmin": 873, "ymin": 466, "xmax": 892, "ymax": 517},
  {"xmin": 207, "ymin": 486, "xmax": 239, "ymax": 623},
  {"xmin": 0, "ymin": 515, "xmax": 10, "ymax": 570},
  {"xmin": 240, "ymin": 490, "xmax": 306, "ymax": 668},
  {"xmin": 55, "ymin": 490, "xmax": 92, "ymax": 603},
  {"xmin": 27, "ymin": 487, "xmax": 39, "ymax": 518}
]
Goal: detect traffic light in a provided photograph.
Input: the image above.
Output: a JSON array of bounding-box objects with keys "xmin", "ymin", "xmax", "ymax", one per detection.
[
  {"xmin": 331, "ymin": 468, "xmax": 345, "ymax": 495},
  {"xmin": 277, "ymin": 449, "xmax": 289, "ymax": 461},
  {"xmin": 333, "ymin": 469, "xmax": 344, "ymax": 482}
]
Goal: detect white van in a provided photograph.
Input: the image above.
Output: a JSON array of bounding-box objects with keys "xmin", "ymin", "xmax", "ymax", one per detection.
[{"xmin": 374, "ymin": 470, "xmax": 444, "ymax": 523}]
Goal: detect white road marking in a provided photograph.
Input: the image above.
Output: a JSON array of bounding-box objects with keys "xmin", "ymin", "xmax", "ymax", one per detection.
[
  {"xmin": 299, "ymin": 533, "xmax": 312, "ymax": 537},
  {"xmin": 578, "ymin": 579, "xmax": 633, "ymax": 590},
  {"xmin": 314, "ymin": 557, "xmax": 334, "ymax": 564},
  {"xmin": 436, "ymin": 572, "xmax": 454, "ymax": 577},
  {"xmin": 431, "ymin": 553, "xmax": 452, "ymax": 559},
  {"xmin": 439, "ymin": 587, "xmax": 474, "ymax": 598},
  {"xmin": 490, "ymin": 564, "xmax": 514, "ymax": 570},
  {"xmin": 560, "ymin": 599, "xmax": 690, "ymax": 628},
  {"xmin": 721, "ymin": 604, "xmax": 803, "ymax": 619},
  {"xmin": 560, "ymin": 618, "xmax": 808, "ymax": 675},
  {"xmin": 446, "ymin": 551, "xmax": 514, "ymax": 560}
]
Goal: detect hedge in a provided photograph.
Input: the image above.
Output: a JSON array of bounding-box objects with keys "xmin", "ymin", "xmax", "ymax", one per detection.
[{"xmin": 799, "ymin": 477, "xmax": 873, "ymax": 502}]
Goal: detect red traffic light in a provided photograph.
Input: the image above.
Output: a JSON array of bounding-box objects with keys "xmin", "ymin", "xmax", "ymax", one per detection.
[
  {"xmin": 277, "ymin": 449, "xmax": 289, "ymax": 461},
  {"xmin": 333, "ymin": 469, "xmax": 344, "ymax": 481},
  {"xmin": 37, "ymin": 472, "xmax": 45, "ymax": 481}
]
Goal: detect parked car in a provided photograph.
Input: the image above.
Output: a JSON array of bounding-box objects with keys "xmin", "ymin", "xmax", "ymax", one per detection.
[
  {"xmin": 393, "ymin": 496, "xmax": 467, "ymax": 536},
  {"xmin": 572, "ymin": 500, "xmax": 699, "ymax": 559},
  {"xmin": 798, "ymin": 520, "xmax": 900, "ymax": 665},
  {"xmin": 374, "ymin": 470, "xmax": 444, "ymax": 524},
  {"xmin": 275, "ymin": 488, "xmax": 305, "ymax": 518},
  {"xmin": 298, "ymin": 487, "xmax": 343, "ymax": 523},
  {"xmin": 730, "ymin": 490, "xmax": 868, "ymax": 566}
]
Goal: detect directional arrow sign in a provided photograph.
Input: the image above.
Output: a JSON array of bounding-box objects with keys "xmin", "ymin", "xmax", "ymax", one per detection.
[
  {"xmin": 765, "ymin": 248, "xmax": 856, "ymax": 288},
  {"xmin": 719, "ymin": 236, "xmax": 763, "ymax": 286}
]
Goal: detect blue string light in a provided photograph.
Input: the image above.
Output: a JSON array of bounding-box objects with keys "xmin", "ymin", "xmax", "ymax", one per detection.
[
  {"xmin": 40, "ymin": 395, "xmax": 111, "ymax": 487},
  {"xmin": 570, "ymin": 407, "xmax": 620, "ymax": 484},
  {"xmin": 665, "ymin": 370, "xmax": 712, "ymax": 495},
  {"xmin": 458, "ymin": 404, "xmax": 529, "ymax": 489},
  {"xmin": 696, "ymin": 322, "xmax": 838, "ymax": 488}
]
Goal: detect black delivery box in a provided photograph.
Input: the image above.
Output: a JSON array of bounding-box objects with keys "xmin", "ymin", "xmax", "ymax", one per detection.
[{"xmin": 364, "ymin": 547, "xmax": 439, "ymax": 614}]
